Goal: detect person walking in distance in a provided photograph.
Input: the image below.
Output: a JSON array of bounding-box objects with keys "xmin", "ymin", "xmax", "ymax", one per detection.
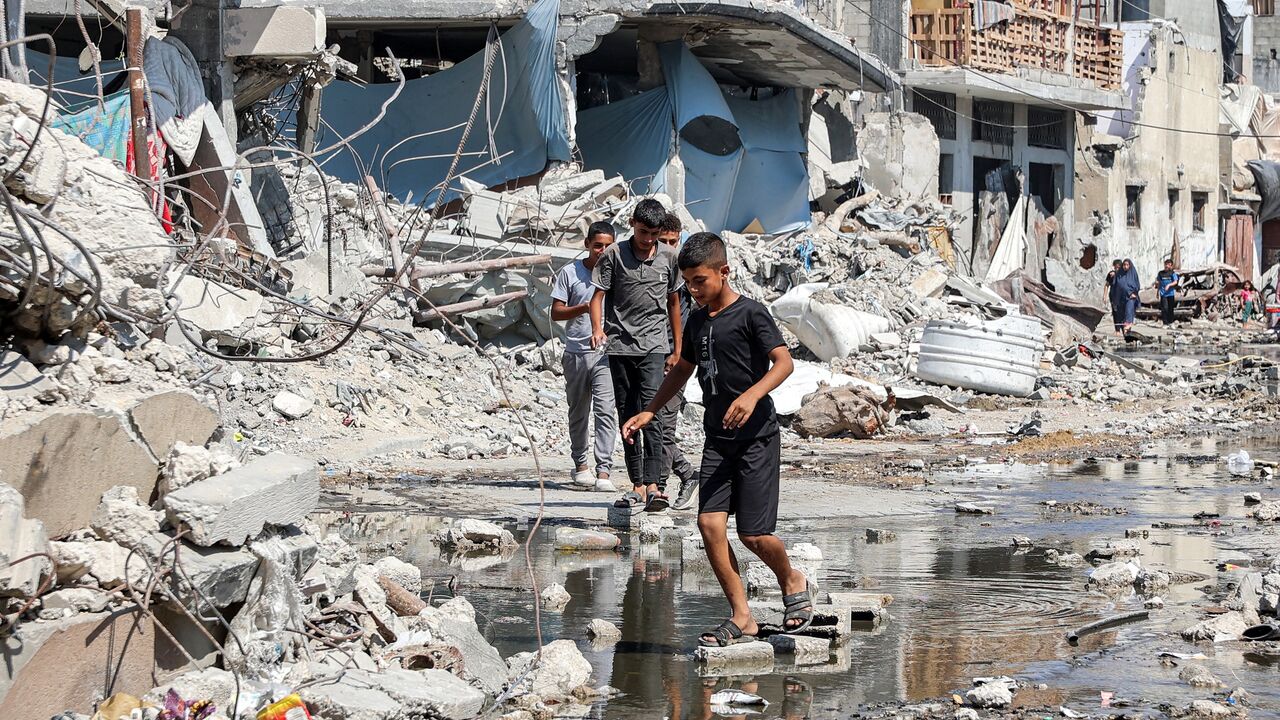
[
  {"xmin": 1155, "ymin": 259, "xmax": 1180, "ymax": 327},
  {"xmin": 550, "ymin": 222, "xmax": 618, "ymax": 492},
  {"xmin": 589, "ymin": 199, "xmax": 684, "ymax": 512},
  {"xmin": 623, "ymin": 232, "xmax": 814, "ymax": 647},
  {"xmin": 656, "ymin": 211, "xmax": 699, "ymax": 510}
]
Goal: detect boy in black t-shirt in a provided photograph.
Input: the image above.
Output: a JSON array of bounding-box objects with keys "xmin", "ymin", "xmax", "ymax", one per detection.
[{"xmin": 622, "ymin": 232, "xmax": 813, "ymax": 647}]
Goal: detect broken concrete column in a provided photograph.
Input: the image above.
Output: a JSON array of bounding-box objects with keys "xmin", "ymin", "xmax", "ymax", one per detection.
[
  {"xmin": 0, "ymin": 482, "xmax": 51, "ymax": 598},
  {"xmin": 0, "ymin": 408, "xmax": 159, "ymax": 537},
  {"xmin": 128, "ymin": 391, "xmax": 220, "ymax": 461},
  {"xmin": 163, "ymin": 453, "xmax": 318, "ymax": 546}
]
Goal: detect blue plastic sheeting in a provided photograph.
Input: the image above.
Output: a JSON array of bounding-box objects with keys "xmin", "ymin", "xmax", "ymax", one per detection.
[
  {"xmin": 319, "ymin": 0, "xmax": 570, "ymax": 202},
  {"xmin": 575, "ymin": 88, "xmax": 673, "ymax": 195},
  {"xmin": 577, "ymin": 42, "xmax": 810, "ymax": 234},
  {"xmin": 51, "ymin": 91, "xmax": 132, "ymax": 164}
]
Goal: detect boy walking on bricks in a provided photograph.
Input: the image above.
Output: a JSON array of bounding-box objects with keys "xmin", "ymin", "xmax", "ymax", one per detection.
[
  {"xmin": 622, "ymin": 232, "xmax": 814, "ymax": 647},
  {"xmin": 589, "ymin": 199, "xmax": 683, "ymax": 512},
  {"xmin": 550, "ymin": 221, "xmax": 618, "ymax": 492},
  {"xmin": 657, "ymin": 212, "xmax": 698, "ymax": 509}
]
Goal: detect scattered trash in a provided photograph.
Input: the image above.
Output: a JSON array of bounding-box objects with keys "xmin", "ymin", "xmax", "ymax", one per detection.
[
  {"xmin": 1226, "ymin": 450, "xmax": 1255, "ymax": 476},
  {"xmin": 709, "ymin": 690, "xmax": 770, "ymax": 707},
  {"xmin": 1067, "ymin": 610, "xmax": 1151, "ymax": 644}
]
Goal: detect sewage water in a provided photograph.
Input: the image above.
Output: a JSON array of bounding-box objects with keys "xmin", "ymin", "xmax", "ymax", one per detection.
[{"xmin": 313, "ymin": 437, "xmax": 1280, "ymax": 719}]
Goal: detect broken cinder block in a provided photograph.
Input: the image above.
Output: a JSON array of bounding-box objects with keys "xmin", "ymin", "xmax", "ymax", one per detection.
[
  {"xmin": 693, "ymin": 639, "xmax": 774, "ymax": 673},
  {"xmin": 163, "ymin": 453, "xmax": 318, "ymax": 546}
]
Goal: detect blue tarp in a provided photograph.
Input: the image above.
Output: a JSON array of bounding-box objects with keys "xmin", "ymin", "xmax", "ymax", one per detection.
[
  {"xmin": 577, "ymin": 42, "xmax": 810, "ymax": 235},
  {"xmin": 51, "ymin": 91, "xmax": 131, "ymax": 164},
  {"xmin": 319, "ymin": 0, "xmax": 570, "ymax": 202}
]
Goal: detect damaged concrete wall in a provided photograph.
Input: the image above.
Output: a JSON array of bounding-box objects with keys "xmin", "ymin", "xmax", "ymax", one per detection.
[
  {"xmin": 856, "ymin": 112, "xmax": 939, "ymax": 201},
  {"xmin": 1077, "ymin": 21, "xmax": 1225, "ymax": 284}
]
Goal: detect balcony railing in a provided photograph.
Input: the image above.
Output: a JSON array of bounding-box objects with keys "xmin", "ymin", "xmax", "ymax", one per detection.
[{"xmin": 909, "ymin": 1, "xmax": 1122, "ymax": 91}]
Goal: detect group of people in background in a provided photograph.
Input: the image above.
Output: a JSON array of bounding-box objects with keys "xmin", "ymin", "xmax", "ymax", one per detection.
[{"xmin": 1105, "ymin": 257, "xmax": 1278, "ymax": 332}]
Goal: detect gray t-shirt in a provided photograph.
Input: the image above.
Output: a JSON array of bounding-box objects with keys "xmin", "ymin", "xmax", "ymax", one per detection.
[
  {"xmin": 592, "ymin": 240, "xmax": 681, "ymax": 356},
  {"xmin": 550, "ymin": 259, "xmax": 596, "ymax": 354}
]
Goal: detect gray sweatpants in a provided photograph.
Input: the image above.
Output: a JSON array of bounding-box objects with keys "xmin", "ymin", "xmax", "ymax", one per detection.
[
  {"xmin": 563, "ymin": 350, "xmax": 616, "ymax": 476},
  {"xmin": 658, "ymin": 389, "xmax": 695, "ymax": 485}
]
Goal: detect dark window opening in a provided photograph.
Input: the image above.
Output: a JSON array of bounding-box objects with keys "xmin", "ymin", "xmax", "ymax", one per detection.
[
  {"xmin": 972, "ymin": 100, "xmax": 1014, "ymax": 146},
  {"xmin": 1168, "ymin": 189, "xmax": 1179, "ymax": 222},
  {"xmin": 1126, "ymin": 185, "xmax": 1143, "ymax": 229},
  {"xmin": 1028, "ymin": 106, "xmax": 1068, "ymax": 150},
  {"xmin": 1080, "ymin": 243, "xmax": 1098, "ymax": 270},
  {"xmin": 1029, "ymin": 162, "xmax": 1060, "ymax": 214},
  {"xmin": 913, "ymin": 90, "xmax": 957, "ymax": 140},
  {"xmin": 939, "ymin": 153, "xmax": 954, "ymax": 202},
  {"xmin": 1192, "ymin": 192, "xmax": 1208, "ymax": 231}
]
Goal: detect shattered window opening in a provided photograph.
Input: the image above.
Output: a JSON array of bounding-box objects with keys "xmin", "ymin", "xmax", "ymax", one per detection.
[
  {"xmin": 913, "ymin": 90, "xmax": 956, "ymax": 140},
  {"xmin": 1027, "ymin": 106, "xmax": 1068, "ymax": 150},
  {"xmin": 972, "ymin": 100, "xmax": 1014, "ymax": 146},
  {"xmin": 1192, "ymin": 192, "xmax": 1208, "ymax": 232},
  {"xmin": 1126, "ymin": 185, "xmax": 1143, "ymax": 229}
]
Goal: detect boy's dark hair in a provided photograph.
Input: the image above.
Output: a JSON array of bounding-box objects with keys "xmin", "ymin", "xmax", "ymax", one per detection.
[
  {"xmin": 1112, "ymin": 259, "xmax": 1122, "ymax": 267},
  {"xmin": 660, "ymin": 212, "xmax": 683, "ymax": 234},
  {"xmin": 632, "ymin": 198, "xmax": 667, "ymax": 229},
  {"xmin": 678, "ymin": 232, "xmax": 728, "ymax": 270},
  {"xmin": 587, "ymin": 221, "xmax": 615, "ymax": 241}
]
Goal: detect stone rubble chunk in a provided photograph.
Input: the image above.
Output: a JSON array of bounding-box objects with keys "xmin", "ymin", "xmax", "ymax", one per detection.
[
  {"xmin": 587, "ymin": 618, "xmax": 621, "ymax": 644},
  {"xmin": 272, "ymin": 390, "xmax": 313, "ymax": 419},
  {"xmin": 955, "ymin": 502, "xmax": 994, "ymax": 515},
  {"xmin": 435, "ymin": 519, "xmax": 517, "ymax": 552},
  {"xmin": 159, "ymin": 442, "xmax": 214, "ymax": 495},
  {"xmin": 127, "ymin": 389, "xmax": 220, "ymax": 456},
  {"xmin": 415, "ymin": 599, "xmax": 507, "ymax": 696},
  {"xmin": 41, "ymin": 587, "xmax": 109, "ymax": 613},
  {"xmin": 540, "ymin": 582, "xmax": 571, "ymax": 612},
  {"xmin": 1087, "ymin": 561, "xmax": 1140, "ymax": 590},
  {"xmin": 766, "ymin": 633, "xmax": 831, "ymax": 665},
  {"xmin": 302, "ymin": 668, "xmax": 485, "ymax": 720},
  {"xmin": 507, "ymin": 639, "xmax": 593, "ymax": 697},
  {"xmin": 374, "ymin": 555, "xmax": 422, "ymax": 595},
  {"xmin": 163, "ymin": 453, "xmax": 318, "ymax": 546},
  {"xmin": 90, "ymin": 486, "xmax": 163, "ymax": 549},
  {"xmin": 693, "ymin": 640, "xmax": 775, "ymax": 673},
  {"xmin": 554, "ymin": 527, "xmax": 620, "ymax": 551},
  {"xmin": 1253, "ymin": 501, "xmax": 1280, "ymax": 521},
  {"xmin": 1178, "ymin": 663, "xmax": 1224, "ymax": 687},
  {"xmin": 0, "ymin": 350, "xmax": 56, "ymax": 402},
  {"xmin": 144, "ymin": 668, "xmax": 238, "ymax": 712},
  {"xmin": 0, "ymin": 482, "xmax": 51, "ymax": 598},
  {"xmin": 866, "ymin": 528, "xmax": 897, "ymax": 543},
  {"xmin": 49, "ymin": 538, "xmax": 149, "ymax": 589},
  {"xmin": 965, "ymin": 680, "xmax": 1013, "ymax": 708},
  {"xmin": 0, "ymin": 408, "xmax": 159, "ymax": 537},
  {"xmin": 1180, "ymin": 611, "xmax": 1250, "ymax": 642}
]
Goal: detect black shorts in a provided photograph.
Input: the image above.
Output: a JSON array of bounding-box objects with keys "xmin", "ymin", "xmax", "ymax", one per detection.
[{"xmin": 698, "ymin": 433, "xmax": 781, "ymax": 536}]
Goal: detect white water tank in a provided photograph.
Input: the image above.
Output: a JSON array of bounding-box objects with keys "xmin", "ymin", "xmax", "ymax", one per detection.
[{"xmin": 914, "ymin": 314, "xmax": 1045, "ymax": 397}]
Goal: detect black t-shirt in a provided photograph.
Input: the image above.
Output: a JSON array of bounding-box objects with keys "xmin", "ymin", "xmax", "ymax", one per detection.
[{"xmin": 681, "ymin": 296, "xmax": 786, "ymax": 441}]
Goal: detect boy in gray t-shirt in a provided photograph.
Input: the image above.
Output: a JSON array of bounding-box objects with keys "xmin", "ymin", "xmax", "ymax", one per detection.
[
  {"xmin": 551, "ymin": 222, "xmax": 618, "ymax": 491},
  {"xmin": 589, "ymin": 199, "xmax": 683, "ymax": 511}
]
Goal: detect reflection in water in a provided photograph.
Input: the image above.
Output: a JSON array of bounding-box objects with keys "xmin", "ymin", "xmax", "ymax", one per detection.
[{"xmin": 318, "ymin": 438, "xmax": 1280, "ymax": 718}]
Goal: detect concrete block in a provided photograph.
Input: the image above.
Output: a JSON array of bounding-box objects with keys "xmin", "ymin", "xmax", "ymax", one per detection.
[
  {"xmin": 828, "ymin": 591, "xmax": 892, "ymax": 624},
  {"xmin": 163, "ymin": 453, "xmax": 318, "ymax": 545},
  {"xmin": 0, "ymin": 606, "xmax": 200, "ymax": 715},
  {"xmin": 607, "ymin": 503, "xmax": 676, "ymax": 530},
  {"xmin": 225, "ymin": 6, "xmax": 325, "ymax": 58},
  {"xmin": 272, "ymin": 390, "xmax": 313, "ymax": 420},
  {"xmin": 0, "ymin": 483, "xmax": 51, "ymax": 597},
  {"xmin": 0, "ymin": 408, "xmax": 158, "ymax": 537},
  {"xmin": 301, "ymin": 668, "xmax": 485, "ymax": 720},
  {"xmin": 0, "ymin": 351, "xmax": 55, "ymax": 402},
  {"xmin": 163, "ymin": 528, "xmax": 317, "ymax": 607},
  {"xmin": 750, "ymin": 600, "xmax": 853, "ymax": 640},
  {"xmin": 766, "ymin": 634, "xmax": 832, "ymax": 665},
  {"xmin": 128, "ymin": 391, "xmax": 219, "ymax": 460},
  {"xmin": 693, "ymin": 640, "xmax": 774, "ymax": 673},
  {"xmin": 172, "ymin": 275, "xmax": 265, "ymax": 334},
  {"xmin": 554, "ymin": 526, "xmax": 620, "ymax": 551}
]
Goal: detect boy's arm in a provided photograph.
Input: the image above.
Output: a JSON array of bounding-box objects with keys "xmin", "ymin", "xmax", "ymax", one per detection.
[
  {"xmin": 551, "ymin": 299, "xmax": 588, "ymax": 322},
  {"xmin": 723, "ymin": 346, "xmax": 794, "ymax": 430},
  {"xmin": 665, "ymin": 291, "xmax": 682, "ymax": 373},
  {"xmin": 621, "ymin": 359, "xmax": 695, "ymax": 442},
  {"xmin": 589, "ymin": 289, "xmax": 607, "ymax": 348}
]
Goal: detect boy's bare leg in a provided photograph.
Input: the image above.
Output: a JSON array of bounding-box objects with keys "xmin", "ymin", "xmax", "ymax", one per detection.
[
  {"xmin": 740, "ymin": 533, "xmax": 809, "ymax": 628},
  {"xmin": 698, "ymin": 512, "xmax": 757, "ymax": 637}
]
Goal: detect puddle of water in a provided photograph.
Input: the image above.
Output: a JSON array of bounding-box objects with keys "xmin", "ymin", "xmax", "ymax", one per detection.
[{"xmin": 312, "ymin": 437, "xmax": 1280, "ymax": 719}]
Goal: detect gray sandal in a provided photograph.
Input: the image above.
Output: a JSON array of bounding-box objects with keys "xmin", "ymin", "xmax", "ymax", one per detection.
[
  {"xmin": 782, "ymin": 581, "xmax": 816, "ymax": 634},
  {"xmin": 613, "ymin": 491, "xmax": 643, "ymax": 508},
  {"xmin": 699, "ymin": 619, "xmax": 756, "ymax": 647}
]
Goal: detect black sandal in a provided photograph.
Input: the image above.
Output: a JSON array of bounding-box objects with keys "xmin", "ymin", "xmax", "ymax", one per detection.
[
  {"xmin": 644, "ymin": 491, "xmax": 670, "ymax": 512},
  {"xmin": 613, "ymin": 491, "xmax": 643, "ymax": 508},
  {"xmin": 699, "ymin": 619, "xmax": 757, "ymax": 647},
  {"xmin": 782, "ymin": 581, "xmax": 816, "ymax": 634}
]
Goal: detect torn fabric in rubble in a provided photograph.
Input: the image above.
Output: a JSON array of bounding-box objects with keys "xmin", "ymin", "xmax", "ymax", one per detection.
[
  {"xmin": 320, "ymin": 0, "xmax": 571, "ymax": 203},
  {"xmin": 142, "ymin": 36, "xmax": 210, "ymax": 166}
]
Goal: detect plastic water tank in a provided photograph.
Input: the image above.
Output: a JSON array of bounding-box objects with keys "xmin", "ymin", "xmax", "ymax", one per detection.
[{"xmin": 914, "ymin": 314, "xmax": 1045, "ymax": 397}]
